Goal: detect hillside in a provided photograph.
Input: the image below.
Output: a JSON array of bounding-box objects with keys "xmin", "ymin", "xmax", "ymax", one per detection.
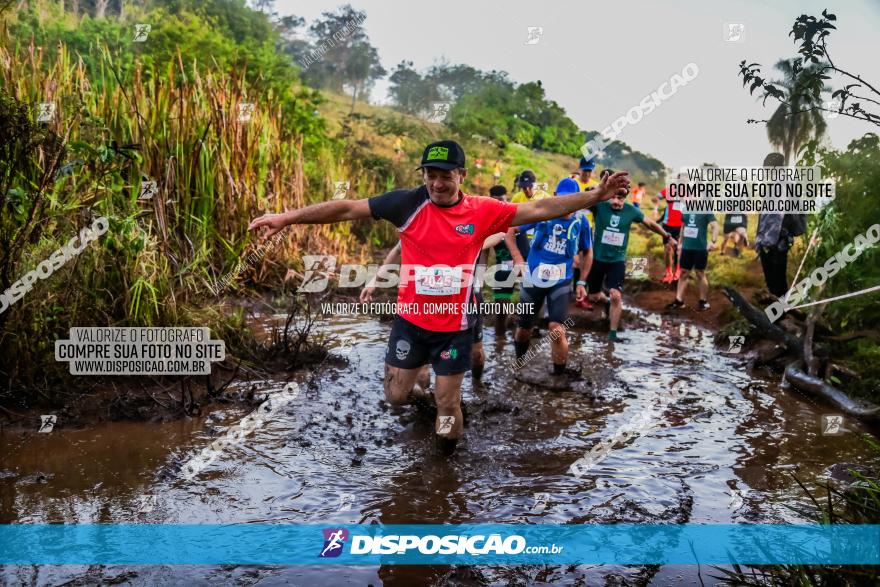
[{"xmin": 316, "ymin": 92, "xmax": 668, "ymax": 199}]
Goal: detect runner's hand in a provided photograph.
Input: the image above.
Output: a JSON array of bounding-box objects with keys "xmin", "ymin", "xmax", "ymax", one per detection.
[
  {"xmin": 575, "ymin": 284, "xmax": 587, "ymax": 302},
  {"xmin": 248, "ymin": 213, "xmax": 288, "ymax": 240},
  {"xmin": 668, "ymin": 237, "xmax": 678, "ymax": 249},
  {"xmin": 597, "ymin": 171, "xmax": 630, "ymax": 201},
  {"xmin": 360, "ymin": 281, "xmax": 378, "ymax": 303}
]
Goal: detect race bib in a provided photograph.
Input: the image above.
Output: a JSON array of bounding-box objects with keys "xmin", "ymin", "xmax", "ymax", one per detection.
[
  {"xmin": 535, "ymin": 263, "xmax": 566, "ymax": 282},
  {"xmin": 683, "ymin": 226, "xmax": 699, "ymax": 239},
  {"xmin": 415, "ymin": 266, "xmax": 462, "ymax": 296},
  {"xmin": 601, "ymin": 230, "xmax": 625, "ymax": 247},
  {"xmin": 730, "ymin": 215, "xmax": 743, "ymax": 224}
]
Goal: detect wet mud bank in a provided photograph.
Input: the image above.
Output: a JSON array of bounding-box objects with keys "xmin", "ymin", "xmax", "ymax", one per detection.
[{"xmin": 3, "ymin": 297, "xmax": 880, "ymax": 585}]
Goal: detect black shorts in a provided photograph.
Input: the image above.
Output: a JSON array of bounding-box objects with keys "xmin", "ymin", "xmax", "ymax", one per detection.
[
  {"xmin": 680, "ymin": 249, "xmax": 708, "ymax": 271},
  {"xmin": 490, "ymin": 268, "xmax": 515, "ymax": 300},
  {"xmin": 723, "ymin": 222, "xmax": 747, "ymax": 235},
  {"xmin": 385, "ymin": 316, "xmax": 473, "ymax": 376},
  {"xmin": 663, "ymin": 225, "xmax": 681, "ymax": 241},
  {"xmin": 518, "ymin": 280, "xmax": 571, "ymax": 327},
  {"xmin": 587, "ymin": 260, "xmax": 626, "ymax": 294}
]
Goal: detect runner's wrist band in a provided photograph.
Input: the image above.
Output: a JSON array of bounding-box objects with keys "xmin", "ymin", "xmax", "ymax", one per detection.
[{"xmin": 576, "ymin": 280, "xmax": 586, "ymax": 286}]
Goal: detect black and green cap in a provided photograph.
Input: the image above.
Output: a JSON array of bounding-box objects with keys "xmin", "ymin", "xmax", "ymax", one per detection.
[{"xmin": 417, "ymin": 140, "xmax": 466, "ymax": 170}]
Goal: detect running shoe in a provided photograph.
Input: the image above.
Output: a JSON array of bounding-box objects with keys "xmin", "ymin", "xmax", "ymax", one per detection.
[
  {"xmin": 661, "ymin": 268, "xmax": 674, "ymax": 283},
  {"xmin": 666, "ymin": 299, "xmax": 685, "ymax": 310},
  {"xmin": 698, "ymin": 299, "xmax": 711, "ymax": 311},
  {"xmin": 673, "ymin": 267, "xmax": 682, "ymax": 281},
  {"xmin": 575, "ymin": 298, "xmax": 593, "ymax": 310}
]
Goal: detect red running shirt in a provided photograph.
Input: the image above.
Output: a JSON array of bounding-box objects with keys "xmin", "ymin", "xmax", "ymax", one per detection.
[
  {"xmin": 660, "ymin": 186, "xmax": 683, "ymax": 227},
  {"xmin": 369, "ymin": 186, "xmax": 517, "ymax": 332}
]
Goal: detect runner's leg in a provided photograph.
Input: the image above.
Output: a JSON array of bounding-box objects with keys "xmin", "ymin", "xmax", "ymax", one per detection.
[
  {"xmin": 471, "ymin": 341, "xmax": 485, "ymax": 380},
  {"xmin": 514, "ymin": 285, "xmax": 542, "ymax": 361},
  {"xmin": 549, "ymin": 322, "xmax": 569, "ymax": 370},
  {"xmin": 675, "ymin": 268, "xmax": 690, "ymax": 302},
  {"xmin": 435, "ymin": 373, "xmax": 465, "ymax": 440},
  {"xmin": 383, "ymin": 364, "xmax": 426, "ymax": 405},
  {"xmin": 546, "ymin": 281, "xmax": 572, "ymax": 372},
  {"xmin": 416, "ymin": 364, "xmax": 431, "ymax": 391},
  {"xmin": 608, "ymin": 288, "xmax": 623, "ymax": 332},
  {"xmin": 697, "ymin": 269, "xmax": 709, "ymax": 302}
]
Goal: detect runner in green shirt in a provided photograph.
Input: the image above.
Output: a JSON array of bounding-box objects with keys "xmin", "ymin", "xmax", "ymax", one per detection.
[
  {"xmin": 667, "ymin": 213, "xmax": 719, "ymax": 311},
  {"xmin": 586, "ymin": 192, "xmax": 675, "ymax": 341}
]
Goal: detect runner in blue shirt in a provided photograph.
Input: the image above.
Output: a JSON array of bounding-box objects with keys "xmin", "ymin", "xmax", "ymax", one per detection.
[{"xmin": 510, "ymin": 178, "xmax": 592, "ymax": 377}]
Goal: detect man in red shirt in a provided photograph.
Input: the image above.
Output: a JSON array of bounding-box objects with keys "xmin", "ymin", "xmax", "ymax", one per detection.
[
  {"xmin": 657, "ymin": 184, "xmax": 684, "ymax": 283},
  {"xmin": 249, "ymin": 140, "xmax": 629, "ymax": 453}
]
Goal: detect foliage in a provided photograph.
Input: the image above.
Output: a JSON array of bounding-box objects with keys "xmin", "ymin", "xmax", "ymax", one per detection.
[
  {"xmin": 799, "ymin": 134, "xmax": 880, "ymax": 334},
  {"xmin": 284, "ymin": 4, "xmax": 386, "ymax": 105},
  {"xmin": 765, "ymin": 59, "xmax": 829, "ymax": 164},
  {"xmin": 0, "ymin": 0, "xmax": 354, "ymax": 394},
  {"xmin": 739, "ymin": 10, "xmax": 880, "ymax": 129},
  {"xmin": 387, "ymin": 60, "xmax": 666, "ymax": 179}
]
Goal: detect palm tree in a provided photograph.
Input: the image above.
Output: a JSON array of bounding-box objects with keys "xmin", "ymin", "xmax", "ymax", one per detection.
[{"xmin": 766, "ymin": 59, "xmax": 829, "ymax": 165}]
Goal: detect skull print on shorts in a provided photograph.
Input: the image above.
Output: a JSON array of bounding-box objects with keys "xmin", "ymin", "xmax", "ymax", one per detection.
[{"xmin": 395, "ymin": 340, "xmax": 411, "ymax": 360}]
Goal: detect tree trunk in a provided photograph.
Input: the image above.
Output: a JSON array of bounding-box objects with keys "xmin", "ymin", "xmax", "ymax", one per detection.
[
  {"xmin": 348, "ymin": 83, "xmax": 359, "ymax": 115},
  {"xmin": 95, "ymin": 0, "xmax": 108, "ymax": 18},
  {"xmin": 802, "ymin": 284, "xmax": 827, "ymax": 376}
]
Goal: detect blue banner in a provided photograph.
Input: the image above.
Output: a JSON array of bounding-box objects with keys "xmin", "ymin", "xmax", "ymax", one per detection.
[{"xmin": 1, "ymin": 524, "xmax": 878, "ymax": 565}]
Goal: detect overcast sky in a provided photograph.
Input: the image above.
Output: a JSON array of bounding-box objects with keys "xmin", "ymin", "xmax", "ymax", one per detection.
[{"xmin": 276, "ymin": 0, "xmax": 880, "ymax": 170}]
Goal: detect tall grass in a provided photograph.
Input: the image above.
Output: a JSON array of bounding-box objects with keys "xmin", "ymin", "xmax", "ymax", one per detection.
[{"xmin": 0, "ymin": 24, "xmax": 369, "ymax": 394}]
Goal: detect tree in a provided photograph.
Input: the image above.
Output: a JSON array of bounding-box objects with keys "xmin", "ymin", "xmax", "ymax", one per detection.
[
  {"xmin": 388, "ymin": 61, "xmax": 436, "ymax": 114},
  {"xmin": 766, "ymin": 59, "xmax": 828, "ymax": 164},
  {"xmin": 739, "ymin": 10, "xmax": 880, "ymax": 130},
  {"xmin": 300, "ymin": 4, "xmax": 384, "ymax": 105},
  {"xmin": 344, "ymin": 41, "xmax": 385, "ymax": 113}
]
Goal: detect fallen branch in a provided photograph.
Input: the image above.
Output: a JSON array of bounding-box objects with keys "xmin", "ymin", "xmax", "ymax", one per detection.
[
  {"xmin": 722, "ymin": 287, "xmax": 804, "ymax": 356},
  {"xmin": 819, "ymin": 330, "xmax": 880, "ymax": 343},
  {"xmin": 784, "ymin": 361, "xmax": 880, "ymax": 421}
]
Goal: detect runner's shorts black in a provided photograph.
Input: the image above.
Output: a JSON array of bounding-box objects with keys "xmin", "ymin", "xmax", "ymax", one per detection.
[
  {"xmin": 490, "ymin": 266, "xmax": 515, "ymax": 300},
  {"xmin": 518, "ymin": 280, "xmax": 571, "ymax": 327},
  {"xmin": 723, "ymin": 215, "xmax": 747, "ymax": 234},
  {"xmin": 663, "ymin": 224, "xmax": 681, "ymax": 241},
  {"xmin": 587, "ymin": 260, "xmax": 626, "ymax": 294},
  {"xmin": 385, "ymin": 315, "xmax": 472, "ymax": 375},
  {"xmin": 680, "ymin": 249, "xmax": 709, "ymax": 271}
]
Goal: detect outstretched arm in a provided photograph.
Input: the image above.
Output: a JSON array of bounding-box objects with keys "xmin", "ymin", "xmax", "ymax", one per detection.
[
  {"xmin": 249, "ymin": 199, "xmax": 372, "ymax": 239},
  {"xmin": 511, "ymin": 172, "xmax": 629, "ymax": 226},
  {"xmin": 641, "ymin": 216, "xmax": 678, "ymax": 248}
]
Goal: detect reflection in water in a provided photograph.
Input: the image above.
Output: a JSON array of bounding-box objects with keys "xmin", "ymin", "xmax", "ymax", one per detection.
[{"xmin": 1, "ymin": 310, "xmax": 878, "ymax": 585}]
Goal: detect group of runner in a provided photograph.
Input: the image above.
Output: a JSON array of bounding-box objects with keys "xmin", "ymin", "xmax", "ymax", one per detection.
[{"xmin": 247, "ymin": 140, "xmax": 700, "ymax": 453}]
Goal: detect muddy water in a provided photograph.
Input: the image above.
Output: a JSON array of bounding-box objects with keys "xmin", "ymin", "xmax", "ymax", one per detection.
[{"xmin": 2, "ymin": 308, "xmax": 879, "ymax": 586}]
